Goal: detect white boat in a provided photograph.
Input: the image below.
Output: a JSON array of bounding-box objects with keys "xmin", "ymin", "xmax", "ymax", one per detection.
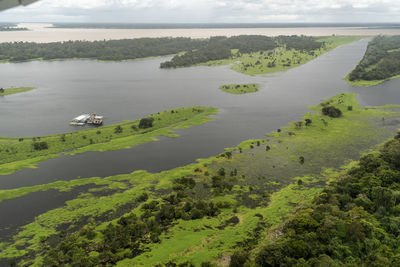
[{"xmin": 70, "ymin": 114, "xmax": 90, "ymax": 126}]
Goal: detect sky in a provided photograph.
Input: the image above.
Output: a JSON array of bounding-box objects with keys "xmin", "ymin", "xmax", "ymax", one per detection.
[{"xmin": 1, "ymin": 0, "xmax": 400, "ymax": 23}]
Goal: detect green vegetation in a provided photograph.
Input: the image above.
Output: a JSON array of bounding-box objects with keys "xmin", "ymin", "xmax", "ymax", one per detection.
[
  {"xmin": 0, "ymin": 107, "xmax": 217, "ymax": 175},
  {"xmin": 253, "ymin": 133, "xmax": 400, "ymax": 266},
  {"xmin": 219, "ymin": 83, "xmax": 259, "ymax": 94},
  {"xmin": 2, "ymin": 93, "xmax": 399, "ymax": 266},
  {"xmin": 0, "ymin": 87, "xmax": 34, "ymax": 96},
  {"xmin": 348, "ymin": 35, "xmax": 400, "ymax": 86},
  {"xmin": 160, "ymin": 35, "xmax": 278, "ymax": 68},
  {"xmin": 163, "ymin": 36, "xmax": 362, "ymax": 76},
  {"xmin": 0, "ymin": 38, "xmax": 206, "ymax": 62}
]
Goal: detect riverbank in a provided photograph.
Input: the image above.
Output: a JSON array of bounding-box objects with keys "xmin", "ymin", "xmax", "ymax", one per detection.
[
  {"xmin": 0, "ymin": 87, "xmax": 34, "ymax": 96},
  {"xmin": 1, "ymin": 93, "xmax": 399, "ymax": 266},
  {"xmin": 345, "ymin": 73, "xmax": 400, "ymax": 87},
  {"xmin": 0, "ymin": 106, "xmax": 217, "ymax": 175}
]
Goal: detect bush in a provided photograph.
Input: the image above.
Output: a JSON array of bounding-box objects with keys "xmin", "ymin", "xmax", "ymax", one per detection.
[
  {"xmin": 114, "ymin": 125, "xmax": 123, "ymax": 134},
  {"xmin": 230, "ymin": 251, "xmax": 249, "ymax": 267},
  {"xmin": 321, "ymin": 106, "xmax": 342, "ymax": 118},
  {"xmin": 139, "ymin": 117, "xmax": 154, "ymax": 129},
  {"xmin": 33, "ymin": 141, "xmax": 49, "ymax": 151}
]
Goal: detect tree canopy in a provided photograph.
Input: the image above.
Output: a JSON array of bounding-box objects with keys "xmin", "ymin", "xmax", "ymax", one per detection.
[{"xmin": 348, "ymin": 35, "xmax": 400, "ymax": 81}]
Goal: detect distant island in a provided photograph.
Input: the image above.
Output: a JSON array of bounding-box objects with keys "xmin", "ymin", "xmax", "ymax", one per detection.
[
  {"xmin": 220, "ymin": 83, "xmax": 259, "ymax": 94},
  {"xmin": 0, "ymin": 24, "xmax": 28, "ymax": 31},
  {"xmin": 160, "ymin": 35, "xmax": 362, "ymax": 76},
  {"xmin": 0, "ymin": 87, "xmax": 34, "ymax": 96}
]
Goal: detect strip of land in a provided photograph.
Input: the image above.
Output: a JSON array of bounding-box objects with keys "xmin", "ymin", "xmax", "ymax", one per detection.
[
  {"xmin": 0, "ymin": 87, "xmax": 34, "ymax": 96},
  {"xmin": 0, "ymin": 106, "xmax": 217, "ymax": 175}
]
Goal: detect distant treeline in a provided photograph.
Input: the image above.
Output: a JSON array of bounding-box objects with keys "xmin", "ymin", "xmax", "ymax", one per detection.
[
  {"xmin": 0, "ymin": 38, "xmax": 206, "ymax": 62},
  {"xmin": 51, "ymin": 23, "xmax": 400, "ymax": 29},
  {"xmin": 0, "ymin": 35, "xmax": 324, "ymax": 64},
  {"xmin": 0, "ymin": 26, "xmax": 27, "ymax": 31},
  {"xmin": 276, "ymin": 35, "xmax": 325, "ymax": 51},
  {"xmin": 253, "ymin": 133, "xmax": 400, "ymax": 266},
  {"xmin": 160, "ymin": 35, "xmax": 325, "ymax": 68},
  {"xmin": 348, "ymin": 35, "xmax": 400, "ymax": 81}
]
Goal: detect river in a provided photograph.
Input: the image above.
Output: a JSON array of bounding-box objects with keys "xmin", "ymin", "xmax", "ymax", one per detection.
[
  {"xmin": 1, "ymin": 39, "xmax": 400, "ymax": 242},
  {"xmin": 0, "ymin": 38, "xmax": 383, "ymax": 189}
]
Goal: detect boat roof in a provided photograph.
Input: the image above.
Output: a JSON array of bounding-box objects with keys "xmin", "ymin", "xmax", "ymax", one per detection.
[{"xmin": 73, "ymin": 114, "xmax": 90, "ymax": 121}]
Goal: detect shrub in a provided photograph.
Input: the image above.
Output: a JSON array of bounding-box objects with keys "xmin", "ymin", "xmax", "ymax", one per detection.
[
  {"xmin": 114, "ymin": 125, "xmax": 123, "ymax": 134},
  {"xmin": 139, "ymin": 117, "xmax": 154, "ymax": 129},
  {"xmin": 33, "ymin": 141, "xmax": 49, "ymax": 151},
  {"xmin": 322, "ymin": 106, "xmax": 342, "ymax": 118},
  {"xmin": 230, "ymin": 251, "xmax": 249, "ymax": 267}
]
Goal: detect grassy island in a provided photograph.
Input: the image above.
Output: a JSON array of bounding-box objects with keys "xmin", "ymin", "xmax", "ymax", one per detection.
[
  {"xmin": 219, "ymin": 83, "xmax": 259, "ymax": 94},
  {"xmin": 0, "ymin": 87, "xmax": 34, "ymax": 96},
  {"xmin": 0, "ymin": 106, "xmax": 217, "ymax": 175},
  {"xmin": 212, "ymin": 36, "xmax": 364, "ymax": 76},
  {"xmin": 161, "ymin": 35, "xmax": 363, "ymax": 76},
  {"xmin": 2, "ymin": 92, "xmax": 400, "ymax": 266},
  {"xmin": 347, "ymin": 35, "xmax": 400, "ymax": 86}
]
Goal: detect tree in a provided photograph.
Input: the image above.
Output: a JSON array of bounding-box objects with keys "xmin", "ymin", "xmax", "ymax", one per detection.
[
  {"xmin": 114, "ymin": 125, "xmax": 123, "ymax": 134},
  {"xmin": 322, "ymin": 106, "xmax": 342, "ymax": 118},
  {"xmin": 33, "ymin": 141, "xmax": 48, "ymax": 151},
  {"xmin": 229, "ymin": 251, "xmax": 249, "ymax": 267},
  {"xmin": 139, "ymin": 117, "xmax": 154, "ymax": 129}
]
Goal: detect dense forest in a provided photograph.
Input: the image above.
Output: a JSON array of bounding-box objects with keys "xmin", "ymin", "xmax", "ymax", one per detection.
[
  {"xmin": 0, "ymin": 35, "xmax": 325, "ymax": 64},
  {"xmin": 348, "ymin": 35, "xmax": 400, "ymax": 81},
  {"xmin": 0, "ymin": 38, "xmax": 206, "ymax": 62},
  {"xmin": 160, "ymin": 35, "xmax": 325, "ymax": 68},
  {"xmin": 253, "ymin": 133, "xmax": 400, "ymax": 266}
]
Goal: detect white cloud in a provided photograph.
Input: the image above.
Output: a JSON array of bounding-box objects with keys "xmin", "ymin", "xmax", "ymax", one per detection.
[{"xmin": 0, "ymin": 0, "xmax": 399, "ymax": 23}]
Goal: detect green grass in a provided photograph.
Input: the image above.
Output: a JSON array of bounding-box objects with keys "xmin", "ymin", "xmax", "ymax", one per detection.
[
  {"xmin": 0, "ymin": 87, "xmax": 34, "ymax": 96},
  {"xmin": 0, "ymin": 106, "xmax": 218, "ymax": 174},
  {"xmin": 201, "ymin": 36, "xmax": 363, "ymax": 76},
  {"xmin": 219, "ymin": 83, "xmax": 259, "ymax": 94},
  {"xmin": 345, "ymin": 73, "xmax": 400, "ymax": 87}
]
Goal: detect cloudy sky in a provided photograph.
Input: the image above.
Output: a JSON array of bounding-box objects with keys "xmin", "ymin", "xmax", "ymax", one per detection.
[{"xmin": 1, "ymin": 0, "xmax": 400, "ymax": 23}]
